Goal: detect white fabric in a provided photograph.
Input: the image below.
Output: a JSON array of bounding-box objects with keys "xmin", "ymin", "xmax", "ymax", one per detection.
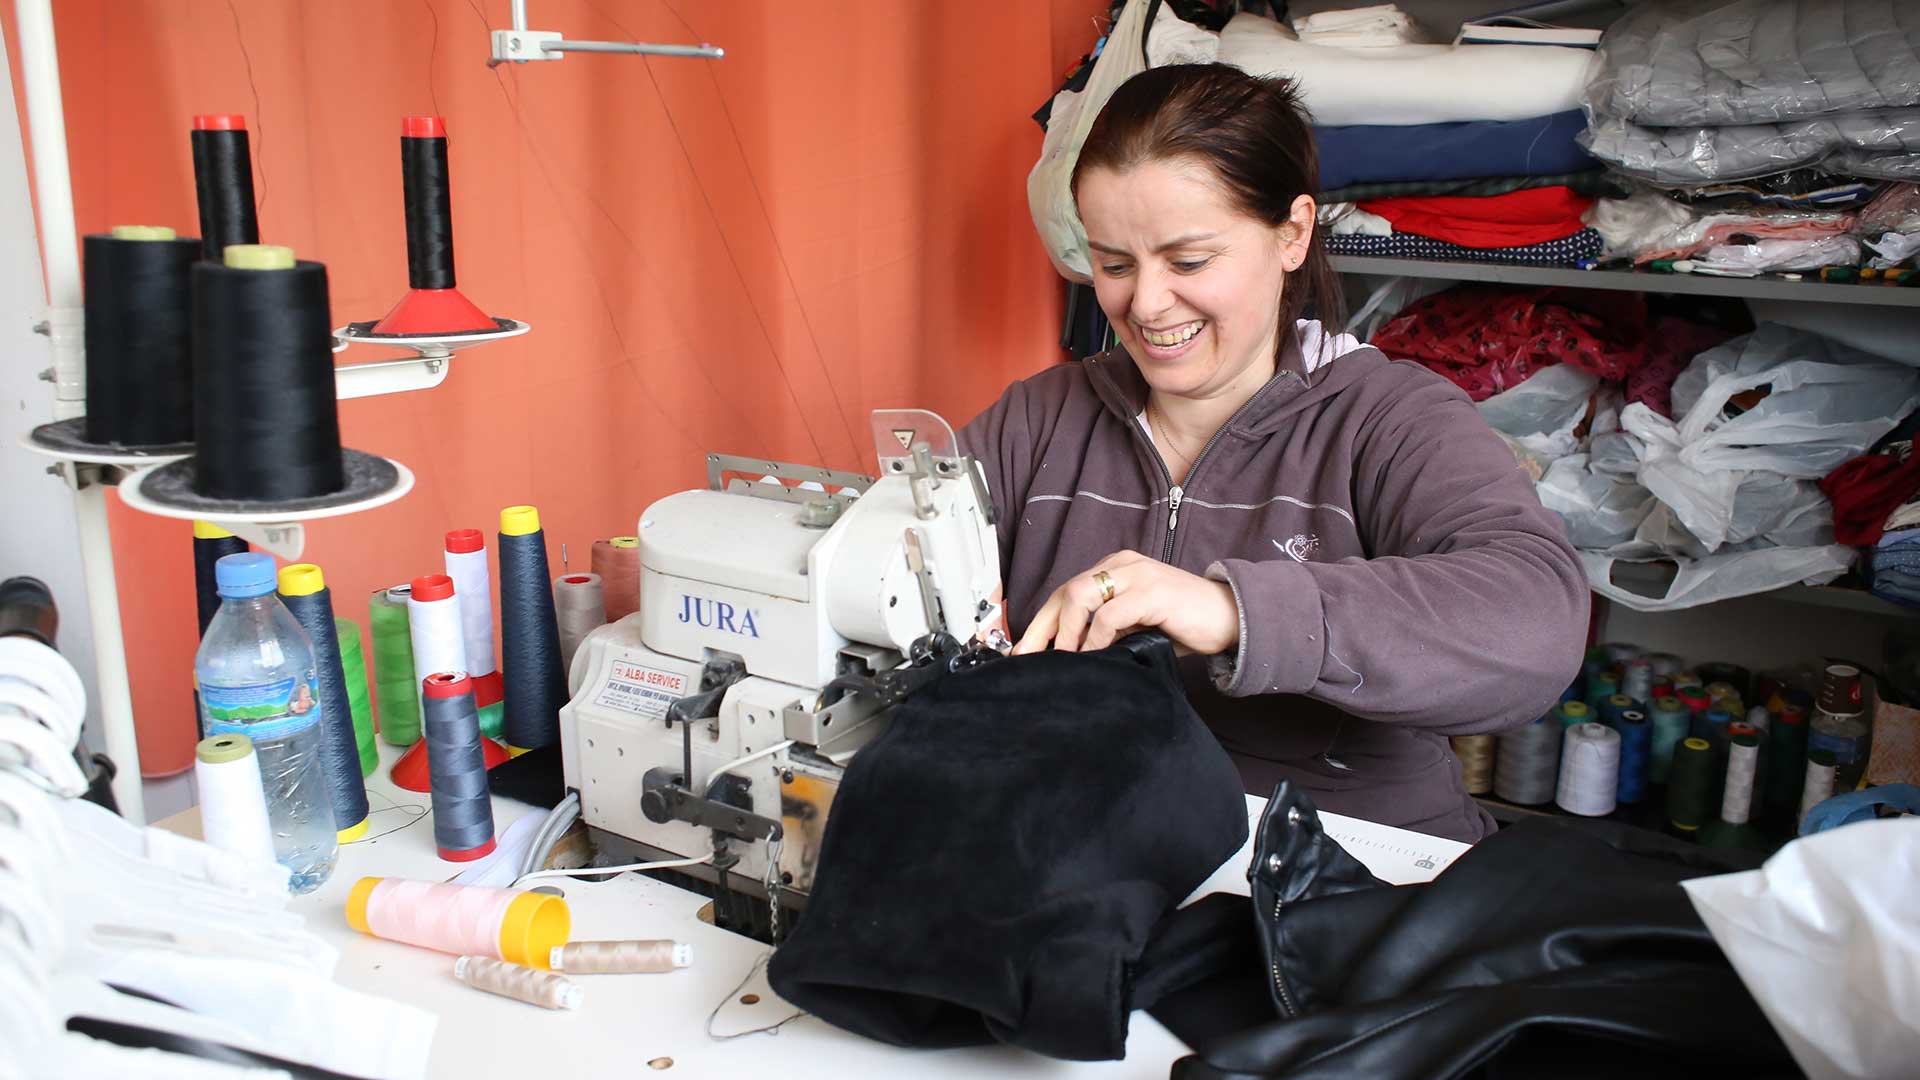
[
  {"xmin": 1215, "ymin": 12, "xmax": 1594, "ymax": 126},
  {"xmin": 1291, "ymin": 3, "xmax": 1424, "ymax": 48},
  {"xmin": 1321, "ymin": 203, "xmax": 1393, "ymax": 237},
  {"xmin": 1682, "ymin": 817, "xmax": 1920, "ymax": 1080},
  {"xmin": 1692, "ymin": 234, "xmax": 1863, "ymax": 273},
  {"xmin": 1147, "ymin": 1, "xmax": 1219, "ymax": 67}
]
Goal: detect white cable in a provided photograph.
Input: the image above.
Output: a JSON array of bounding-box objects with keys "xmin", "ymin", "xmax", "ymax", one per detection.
[
  {"xmin": 514, "ymin": 853, "xmax": 712, "ymax": 887},
  {"xmin": 511, "ymin": 741, "xmax": 795, "ymax": 886},
  {"xmin": 711, "ymin": 740, "xmax": 795, "ymax": 782}
]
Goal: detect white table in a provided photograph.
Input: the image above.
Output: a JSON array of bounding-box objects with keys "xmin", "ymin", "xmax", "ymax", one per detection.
[{"xmin": 162, "ymin": 745, "xmax": 1465, "ymax": 1079}]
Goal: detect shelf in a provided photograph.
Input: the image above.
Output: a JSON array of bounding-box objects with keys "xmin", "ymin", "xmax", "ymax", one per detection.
[
  {"xmin": 1331, "ymin": 255, "xmax": 1920, "ymax": 307},
  {"xmin": 1597, "ymin": 560, "xmax": 1913, "ymax": 617}
]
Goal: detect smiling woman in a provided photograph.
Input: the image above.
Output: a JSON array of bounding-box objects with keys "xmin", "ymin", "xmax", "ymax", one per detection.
[{"xmin": 958, "ymin": 64, "xmax": 1591, "ymax": 843}]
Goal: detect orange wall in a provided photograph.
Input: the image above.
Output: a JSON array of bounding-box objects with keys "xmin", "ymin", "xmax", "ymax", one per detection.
[{"xmin": 6, "ymin": 1, "xmax": 1103, "ymax": 776}]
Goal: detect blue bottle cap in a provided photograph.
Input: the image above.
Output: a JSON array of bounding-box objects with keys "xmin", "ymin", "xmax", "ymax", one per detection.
[{"xmin": 214, "ymin": 551, "xmax": 278, "ymax": 598}]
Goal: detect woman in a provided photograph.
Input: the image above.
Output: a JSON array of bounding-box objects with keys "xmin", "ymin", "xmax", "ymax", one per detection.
[{"xmin": 959, "ymin": 64, "xmax": 1588, "ymax": 842}]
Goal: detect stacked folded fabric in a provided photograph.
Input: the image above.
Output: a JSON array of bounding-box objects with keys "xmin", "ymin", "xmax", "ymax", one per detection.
[
  {"xmin": 1215, "ymin": 6, "xmax": 1611, "ymax": 266},
  {"xmin": 1575, "ymin": 0, "xmax": 1920, "ymax": 276},
  {"xmin": 1582, "ymin": 0, "xmax": 1920, "ymax": 186}
]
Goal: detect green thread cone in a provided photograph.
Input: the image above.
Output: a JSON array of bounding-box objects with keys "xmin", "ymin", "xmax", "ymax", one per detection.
[
  {"xmin": 369, "ymin": 586, "xmax": 421, "ymax": 746},
  {"xmin": 335, "ymin": 616, "xmax": 380, "ymax": 777}
]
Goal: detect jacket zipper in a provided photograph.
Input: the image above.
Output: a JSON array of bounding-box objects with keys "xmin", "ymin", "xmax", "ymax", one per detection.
[
  {"xmin": 1150, "ymin": 384, "xmax": 1283, "ymax": 564},
  {"xmin": 1268, "ymin": 892, "xmax": 1298, "ymax": 1017}
]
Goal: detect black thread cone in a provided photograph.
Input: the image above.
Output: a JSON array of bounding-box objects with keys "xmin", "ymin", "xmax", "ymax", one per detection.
[
  {"xmin": 280, "ymin": 583, "xmax": 370, "ymax": 834},
  {"xmin": 499, "ymin": 524, "xmax": 566, "ymax": 750}
]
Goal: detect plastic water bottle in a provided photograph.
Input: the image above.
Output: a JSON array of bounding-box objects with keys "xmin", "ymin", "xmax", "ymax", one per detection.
[{"xmin": 194, "ymin": 552, "xmax": 338, "ymax": 893}]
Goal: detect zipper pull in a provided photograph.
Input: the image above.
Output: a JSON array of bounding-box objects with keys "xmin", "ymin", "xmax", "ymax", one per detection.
[{"xmin": 1168, "ymin": 484, "xmax": 1183, "ymax": 533}]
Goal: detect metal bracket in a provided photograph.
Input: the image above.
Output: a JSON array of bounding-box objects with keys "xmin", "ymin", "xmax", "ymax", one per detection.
[
  {"xmin": 706, "ymin": 453, "xmax": 873, "ymax": 507},
  {"xmin": 642, "ymin": 781, "xmax": 783, "ymax": 843},
  {"xmin": 489, "ymin": 2, "xmax": 723, "ymax": 66}
]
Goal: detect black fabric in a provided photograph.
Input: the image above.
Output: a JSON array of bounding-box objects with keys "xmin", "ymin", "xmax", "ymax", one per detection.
[
  {"xmin": 768, "ymin": 632, "xmax": 1249, "ymax": 1061},
  {"xmin": 1167, "ymin": 812, "xmax": 1799, "ymax": 1080}
]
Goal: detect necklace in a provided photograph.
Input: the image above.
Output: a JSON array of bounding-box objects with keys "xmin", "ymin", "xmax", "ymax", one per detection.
[{"xmin": 1147, "ymin": 399, "xmax": 1196, "ymax": 468}]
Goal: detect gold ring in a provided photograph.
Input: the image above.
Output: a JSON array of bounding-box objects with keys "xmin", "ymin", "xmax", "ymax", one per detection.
[{"xmin": 1092, "ymin": 570, "xmax": 1115, "ymax": 603}]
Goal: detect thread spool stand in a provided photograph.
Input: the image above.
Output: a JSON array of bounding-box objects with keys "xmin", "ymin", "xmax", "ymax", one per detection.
[{"xmin": 330, "ymin": 318, "xmax": 530, "ymax": 400}]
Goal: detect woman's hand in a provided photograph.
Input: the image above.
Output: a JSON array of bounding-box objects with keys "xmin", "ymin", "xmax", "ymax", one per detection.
[{"xmin": 1012, "ymin": 551, "xmax": 1239, "ymax": 657}]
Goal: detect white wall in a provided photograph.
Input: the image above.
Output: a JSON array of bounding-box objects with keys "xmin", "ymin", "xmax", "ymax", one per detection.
[{"xmin": 0, "ymin": 23, "xmax": 99, "ymax": 748}]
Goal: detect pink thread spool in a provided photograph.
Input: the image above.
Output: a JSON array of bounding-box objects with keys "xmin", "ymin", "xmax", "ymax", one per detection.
[{"xmin": 345, "ymin": 877, "xmax": 569, "ymax": 969}]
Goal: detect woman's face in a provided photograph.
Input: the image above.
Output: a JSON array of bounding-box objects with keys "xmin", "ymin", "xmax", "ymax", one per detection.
[{"xmin": 1077, "ymin": 157, "xmax": 1313, "ymax": 403}]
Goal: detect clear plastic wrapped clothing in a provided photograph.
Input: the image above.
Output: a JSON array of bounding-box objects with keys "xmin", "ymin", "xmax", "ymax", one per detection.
[
  {"xmin": 1581, "ymin": 111, "xmax": 1920, "ymax": 186},
  {"xmin": 1585, "ymin": 0, "xmax": 1920, "ymax": 128}
]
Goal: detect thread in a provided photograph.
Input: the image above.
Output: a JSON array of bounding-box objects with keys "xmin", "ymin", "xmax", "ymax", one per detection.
[
  {"xmin": 1719, "ymin": 732, "xmax": 1760, "ymax": 826},
  {"xmin": 277, "ymin": 565, "xmax": 370, "ymax": 840},
  {"xmin": 1600, "ymin": 641, "xmax": 1641, "ymax": 666},
  {"xmin": 1799, "ymin": 751, "xmax": 1837, "ymax": 832},
  {"xmin": 553, "ymin": 573, "xmax": 606, "ymax": 675},
  {"xmin": 83, "ymin": 231, "xmax": 202, "ymax": 446},
  {"xmin": 1600, "ymin": 693, "xmax": 1638, "ymax": 730},
  {"xmin": 402, "ymin": 118, "xmax": 457, "ymax": 290},
  {"xmin": 1584, "ymin": 671, "xmax": 1618, "ymax": 710},
  {"xmin": 1698, "ymin": 708, "xmax": 1735, "ymax": 755},
  {"xmin": 443, "ymin": 530, "xmax": 503, "ymax": 739},
  {"xmin": 1620, "ymin": 659, "xmax": 1654, "ymax": 705},
  {"xmin": 1649, "ymin": 696, "xmax": 1692, "ymax": 783},
  {"xmin": 1644, "ymin": 652, "xmax": 1684, "ymax": 677},
  {"xmin": 193, "ymin": 522, "xmax": 248, "ymax": 636},
  {"xmin": 1765, "ymin": 704, "xmax": 1810, "ymax": 816},
  {"xmin": 1697, "ymin": 662, "xmax": 1752, "ymax": 703},
  {"xmin": 1554, "ymin": 699, "xmax": 1593, "ymax": 729},
  {"xmin": 1666, "ymin": 737, "xmax": 1717, "ymax": 833},
  {"xmin": 190, "ymin": 115, "xmax": 258, "ymax": 262},
  {"xmin": 454, "ymin": 956, "xmax": 581, "ymax": 1010},
  {"xmin": 419, "ymin": 672, "xmax": 497, "ymax": 861},
  {"xmin": 499, "ymin": 507, "xmax": 566, "ymax": 752},
  {"xmin": 1450, "ymin": 734, "xmax": 1495, "ymax": 795},
  {"xmin": 1494, "ymin": 713, "xmax": 1560, "ymax": 805},
  {"xmin": 345, "ymin": 877, "xmax": 569, "ymax": 968},
  {"xmin": 335, "ymin": 617, "xmax": 379, "ymax": 777},
  {"xmin": 591, "ymin": 538, "xmax": 642, "ymax": 623},
  {"xmin": 193, "ymin": 733, "xmax": 276, "ymax": 864},
  {"xmin": 370, "ymin": 585, "xmax": 421, "ymax": 746},
  {"xmin": 406, "ymin": 574, "xmax": 467, "ymax": 733},
  {"xmin": 191, "ymin": 253, "xmax": 345, "ymax": 499},
  {"xmin": 1556, "ymin": 722, "xmax": 1620, "ymax": 817},
  {"xmin": 1671, "ymin": 671, "xmax": 1704, "ymax": 691},
  {"xmin": 1614, "ymin": 709, "xmax": 1652, "ymax": 804},
  {"xmin": 1706, "ymin": 680, "xmax": 1745, "ymax": 717},
  {"xmin": 551, "ymin": 940, "xmax": 691, "ymax": 974}
]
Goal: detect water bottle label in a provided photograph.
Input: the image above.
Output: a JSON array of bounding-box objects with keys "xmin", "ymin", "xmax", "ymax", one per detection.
[
  {"xmin": 1806, "ymin": 730, "xmax": 1862, "ymax": 766},
  {"xmin": 202, "ymin": 675, "xmax": 323, "ymax": 741}
]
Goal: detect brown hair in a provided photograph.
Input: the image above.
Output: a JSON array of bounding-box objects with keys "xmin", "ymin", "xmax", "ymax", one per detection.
[{"xmin": 1070, "ymin": 64, "xmax": 1345, "ymax": 340}]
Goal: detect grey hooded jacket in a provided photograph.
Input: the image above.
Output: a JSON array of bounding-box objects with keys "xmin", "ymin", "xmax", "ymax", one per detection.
[{"xmin": 958, "ymin": 324, "xmax": 1589, "ymax": 841}]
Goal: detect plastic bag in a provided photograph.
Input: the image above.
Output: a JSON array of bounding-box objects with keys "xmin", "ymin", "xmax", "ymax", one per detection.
[
  {"xmin": 1583, "ymin": 545, "xmax": 1856, "ymax": 612},
  {"xmin": 1635, "ymin": 324, "xmax": 1920, "ymax": 550},
  {"xmin": 1475, "ymin": 364, "xmax": 1598, "ymax": 462},
  {"xmin": 1027, "ymin": 0, "xmax": 1150, "ymax": 283},
  {"xmin": 1681, "ymin": 817, "xmax": 1920, "ymax": 1080}
]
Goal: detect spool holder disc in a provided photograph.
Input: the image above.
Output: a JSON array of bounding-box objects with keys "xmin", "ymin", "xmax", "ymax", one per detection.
[
  {"xmin": 331, "ymin": 318, "xmax": 529, "ymax": 400},
  {"xmin": 116, "ymin": 450, "xmax": 415, "ymax": 560}
]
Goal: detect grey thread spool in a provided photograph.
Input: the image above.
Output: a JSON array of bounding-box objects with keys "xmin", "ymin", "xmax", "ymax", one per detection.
[
  {"xmin": 453, "ymin": 956, "xmax": 581, "ymax": 1010},
  {"xmin": 551, "ymin": 940, "xmax": 692, "ymax": 974},
  {"xmin": 1494, "ymin": 713, "xmax": 1559, "ymax": 805},
  {"xmin": 420, "ymin": 671, "xmax": 496, "ymax": 862},
  {"xmin": 1557, "ymin": 722, "xmax": 1621, "ymax": 817}
]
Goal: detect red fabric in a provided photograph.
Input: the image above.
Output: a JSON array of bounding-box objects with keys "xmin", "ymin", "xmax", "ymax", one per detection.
[
  {"xmin": 1821, "ymin": 443, "xmax": 1920, "ymax": 546},
  {"xmin": 1626, "ymin": 316, "xmax": 1739, "ymax": 419},
  {"xmin": 1371, "ymin": 285, "xmax": 1648, "ymax": 401},
  {"xmin": 1358, "ymin": 186, "xmax": 1596, "ymax": 248}
]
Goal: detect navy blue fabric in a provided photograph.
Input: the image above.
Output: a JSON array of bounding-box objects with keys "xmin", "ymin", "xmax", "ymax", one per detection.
[
  {"xmin": 1316, "ymin": 110, "xmax": 1596, "ymax": 192},
  {"xmin": 1324, "ymin": 228, "xmax": 1604, "ymax": 267}
]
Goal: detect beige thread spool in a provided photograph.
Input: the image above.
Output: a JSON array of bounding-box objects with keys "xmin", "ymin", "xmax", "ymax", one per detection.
[
  {"xmin": 1450, "ymin": 734, "xmax": 1495, "ymax": 795},
  {"xmin": 454, "ymin": 955, "xmax": 582, "ymax": 1010},
  {"xmin": 550, "ymin": 940, "xmax": 692, "ymax": 974}
]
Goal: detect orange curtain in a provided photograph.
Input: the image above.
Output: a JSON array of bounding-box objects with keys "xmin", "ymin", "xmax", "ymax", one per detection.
[{"xmin": 5, "ymin": 0, "xmax": 1104, "ymax": 776}]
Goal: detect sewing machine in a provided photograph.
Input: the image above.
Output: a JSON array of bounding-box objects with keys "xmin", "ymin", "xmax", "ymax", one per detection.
[{"xmin": 558, "ymin": 410, "xmax": 1004, "ymax": 918}]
